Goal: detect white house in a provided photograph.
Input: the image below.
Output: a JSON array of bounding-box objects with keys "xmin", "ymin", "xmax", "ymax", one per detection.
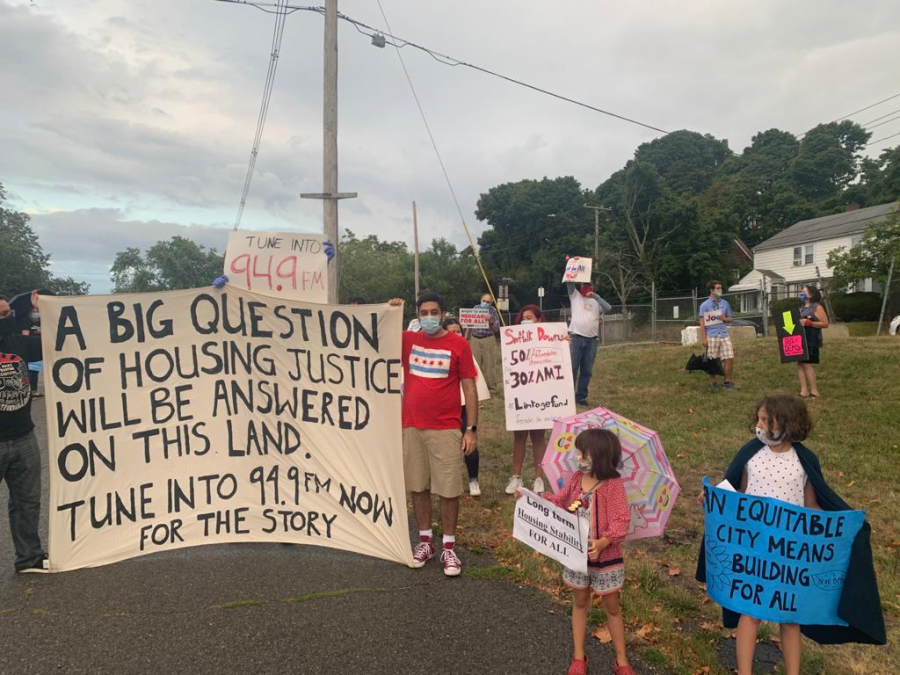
[{"xmin": 730, "ymin": 201, "xmax": 897, "ymax": 311}]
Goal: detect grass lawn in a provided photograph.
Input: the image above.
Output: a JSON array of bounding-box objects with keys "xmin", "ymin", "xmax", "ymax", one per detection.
[{"xmin": 456, "ymin": 336, "xmax": 899, "ymax": 674}]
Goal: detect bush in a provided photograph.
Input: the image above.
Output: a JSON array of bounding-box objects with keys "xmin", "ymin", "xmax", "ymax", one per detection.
[
  {"xmin": 831, "ymin": 292, "xmax": 883, "ymax": 322},
  {"xmin": 770, "ymin": 297, "xmax": 801, "ymax": 318}
]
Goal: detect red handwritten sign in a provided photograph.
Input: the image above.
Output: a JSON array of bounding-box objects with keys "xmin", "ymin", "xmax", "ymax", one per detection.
[
  {"xmin": 782, "ymin": 335, "xmax": 805, "ymax": 357},
  {"xmin": 225, "ymin": 232, "xmax": 328, "ymax": 302}
]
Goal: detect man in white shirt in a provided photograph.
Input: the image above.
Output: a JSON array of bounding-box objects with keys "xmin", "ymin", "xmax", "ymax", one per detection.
[{"xmin": 567, "ymin": 282, "xmax": 612, "ymax": 406}]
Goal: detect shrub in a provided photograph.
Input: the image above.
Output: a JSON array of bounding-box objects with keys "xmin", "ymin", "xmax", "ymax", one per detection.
[{"xmin": 831, "ymin": 292, "xmax": 883, "ymax": 322}]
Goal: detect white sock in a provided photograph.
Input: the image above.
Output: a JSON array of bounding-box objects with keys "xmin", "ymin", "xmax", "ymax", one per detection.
[
  {"xmin": 419, "ymin": 529, "xmax": 433, "ymax": 541},
  {"xmin": 443, "ymin": 535, "xmax": 455, "ymax": 548}
]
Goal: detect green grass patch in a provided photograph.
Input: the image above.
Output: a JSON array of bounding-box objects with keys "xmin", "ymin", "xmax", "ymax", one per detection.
[
  {"xmin": 213, "ymin": 599, "xmax": 266, "ymax": 610},
  {"xmin": 283, "ymin": 587, "xmax": 383, "ymax": 604},
  {"xmin": 458, "ymin": 336, "xmax": 899, "ymax": 674}
]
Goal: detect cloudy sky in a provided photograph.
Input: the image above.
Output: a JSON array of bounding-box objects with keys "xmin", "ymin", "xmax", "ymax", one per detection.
[{"xmin": 2, "ymin": 0, "xmax": 899, "ymax": 292}]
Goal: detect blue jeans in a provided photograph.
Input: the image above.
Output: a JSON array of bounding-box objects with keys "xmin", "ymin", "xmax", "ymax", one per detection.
[
  {"xmin": 570, "ymin": 334, "xmax": 599, "ymax": 402},
  {"xmin": 0, "ymin": 432, "xmax": 45, "ymax": 570}
]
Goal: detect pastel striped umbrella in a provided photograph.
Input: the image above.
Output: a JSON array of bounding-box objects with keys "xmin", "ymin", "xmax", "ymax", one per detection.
[{"xmin": 542, "ymin": 406, "xmax": 679, "ymax": 541}]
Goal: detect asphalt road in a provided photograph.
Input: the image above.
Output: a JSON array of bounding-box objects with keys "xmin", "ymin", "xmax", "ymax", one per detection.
[{"xmin": 1, "ymin": 403, "xmax": 665, "ymax": 675}]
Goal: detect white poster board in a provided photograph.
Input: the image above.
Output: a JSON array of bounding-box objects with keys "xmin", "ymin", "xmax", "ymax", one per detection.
[
  {"xmin": 501, "ymin": 322, "xmax": 576, "ymax": 431},
  {"xmin": 460, "ymin": 359, "xmax": 491, "ymax": 406},
  {"xmin": 703, "ymin": 310, "xmax": 723, "ymax": 327},
  {"xmin": 224, "ymin": 231, "xmax": 329, "ymax": 303},
  {"xmin": 39, "ymin": 289, "xmax": 412, "ymax": 571},
  {"xmin": 513, "ymin": 490, "xmax": 588, "ymax": 573},
  {"xmin": 458, "ymin": 308, "xmax": 491, "ymax": 330},
  {"xmin": 562, "ymin": 257, "xmax": 593, "ymax": 284}
]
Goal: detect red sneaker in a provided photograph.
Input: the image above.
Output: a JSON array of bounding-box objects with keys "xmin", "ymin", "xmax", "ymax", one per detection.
[
  {"xmin": 411, "ymin": 540, "xmax": 435, "ymax": 568},
  {"xmin": 612, "ymin": 664, "xmax": 634, "ymax": 675},
  {"xmin": 567, "ymin": 655, "xmax": 588, "ymax": 675},
  {"xmin": 440, "ymin": 546, "xmax": 462, "ymax": 577}
]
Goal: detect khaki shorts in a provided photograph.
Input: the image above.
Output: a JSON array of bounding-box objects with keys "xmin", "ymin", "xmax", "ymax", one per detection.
[
  {"xmin": 706, "ymin": 336, "xmax": 734, "ymax": 360},
  {"xmin": 403, "ymin": 428, "xmax": 464, "ymax": 498}
]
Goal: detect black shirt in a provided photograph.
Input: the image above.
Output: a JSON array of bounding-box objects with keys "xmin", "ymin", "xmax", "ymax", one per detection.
[{"xmin": 0, "ymin": 334, "xmax": 42, "ymax": 442}]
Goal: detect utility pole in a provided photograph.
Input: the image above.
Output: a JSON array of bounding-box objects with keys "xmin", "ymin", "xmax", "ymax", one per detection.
[
  {"xmin": 876, "ymin": 257, "xmax": 895, "ymax": 336},
  {"xmin": 412, "ymin": 201, "xmax": 421, "ymax": 298},
  {"xmin": 584, "ymin": 204, "xmax": 611, "ymax": 280},
  {"xmin": 300, "ymin": 0, "xmax": 357, "ymax": 303}
]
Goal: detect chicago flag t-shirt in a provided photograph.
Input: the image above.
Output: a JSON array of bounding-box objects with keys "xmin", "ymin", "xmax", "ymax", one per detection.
[{"xmin": 402, "ymin": 330, "xmax": 477, "ymax": 430}]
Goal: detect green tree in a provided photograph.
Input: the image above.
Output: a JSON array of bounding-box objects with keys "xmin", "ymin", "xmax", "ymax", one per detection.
[
  {"xmin": 1, "ymin": 182, "xmax": 90, "ymax": 297},
  {"xmin": 855, "ymin": 146, "xmax": 900, "ymax": 206},
  {"xmin": 791, "ymin": 121, "xmax": 870, "ymax": 205},
  {"xmin": 338, "ymin": 230, "xmax": 413, "ymax": 304},
  {"xmin": 418, "ymin": 238, "xmax": 483, "ymax": 313},
  {"xmin": 110, "ymin": 236, "xmax": 224, "ymax": 293},
  {"xmin": 826, "ymin": 210, "xmax": 900, "ymax": 291}
]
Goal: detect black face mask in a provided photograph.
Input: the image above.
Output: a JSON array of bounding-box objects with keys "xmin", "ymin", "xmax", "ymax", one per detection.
[{"xmin": 0, "ymin": 315, "xmax": 15, "ymax": 336}]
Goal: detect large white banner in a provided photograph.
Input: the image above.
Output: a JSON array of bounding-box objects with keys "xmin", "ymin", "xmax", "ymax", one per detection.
[
  {"xmin": 224, "ymin": 231, "xmax": 329, "ymax": 303},
  {"xmin": 501, "ymin": 322, "xmax": 576, "ymax": 431},
  {"xmin": 40, "ymin": 288, "xmax": 412, "ymax": 571}
]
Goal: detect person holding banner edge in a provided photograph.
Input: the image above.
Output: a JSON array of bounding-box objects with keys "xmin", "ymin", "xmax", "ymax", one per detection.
[
  {"xmin": 0, "ymin": 291, "xmax": 49, "ymax": 573},
  {"xmin": 389, "ymin": 293, "xmax": 478, "ymax": 577},
  {"xmin": 696, "ymin": 395, "xmax": 886, "ymax": 675}
]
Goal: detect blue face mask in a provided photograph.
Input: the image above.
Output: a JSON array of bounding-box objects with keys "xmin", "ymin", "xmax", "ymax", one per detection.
[
  {"xmin": 521, "ymin": 320, "xmax": 534, "ymax": 324},
  {"xmin": 799, "ymin": 292, "xmax": 808, "ymax": 302},
  {"xmin": 420, "ymin": 317, "xmax": 441, "ymax": 335}
]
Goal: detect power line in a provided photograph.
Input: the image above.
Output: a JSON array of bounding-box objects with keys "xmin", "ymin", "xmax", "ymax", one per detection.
[
  {"xmin": 835, "ymin": 92, "xmax": 900, "ymax": 122},
  {"xmin": 866, "ymin": 115, "xmax": 900, "ymax": 131},
  {"xmin": 232, "ymin": 0, "xmax": 289, "ymax": 230},
  {"xmin": 862, "ymin": 108, "xmax": 900, "ymax": 126},
  {"xmin": 867, "ymin": 130, "xmax": 900, "ymax": 147}
]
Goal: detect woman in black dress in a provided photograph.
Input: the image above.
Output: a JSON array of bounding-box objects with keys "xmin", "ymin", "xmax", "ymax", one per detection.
[{"xmin": 797, "ymin": 285, "xmax": 829, "ymax": 398}]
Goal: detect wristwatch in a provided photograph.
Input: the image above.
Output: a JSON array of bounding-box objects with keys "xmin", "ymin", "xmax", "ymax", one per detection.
[{"xmin": 466, "ymin": 426, "xmax": 478, "ymax": 433}]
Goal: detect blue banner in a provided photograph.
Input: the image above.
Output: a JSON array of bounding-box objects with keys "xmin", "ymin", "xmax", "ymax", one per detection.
[{"xmin": 702, "ymin": 478, "xmax": 865, "ymax": 625}]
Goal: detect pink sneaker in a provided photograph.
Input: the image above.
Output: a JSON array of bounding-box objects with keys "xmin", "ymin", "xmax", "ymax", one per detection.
[
  {"xmin": 567, "ymin": 655, "xmax": 588, "ymax": 675},
  {"xmin": 411, "ymin": 540, "xmax": 435, "ymax": 568},
  {"xmin": 440, "ymin": 546, "xmax": 462, "ymax": 577}
]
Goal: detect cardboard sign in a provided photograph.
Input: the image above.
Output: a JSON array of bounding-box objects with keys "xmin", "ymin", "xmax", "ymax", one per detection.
[
  {"xmin": 562, "ymin": 257, "xmax": 593, "ymax": 284},
  {"xmin": 224, "ymin": 231, "xmax": 329, "ymax": 303},
  {"xmin": 775, "ymin": 307, "xmax": 809, "ymax": 363},
  {"xmin": 460, "ymin": 359, "xmax": 491, "ymax": 406},
  {"xmin": 703, "ymin": 310, "xmax": 723, "ymax": 327},
  {"xmin": 501, "ymin": 322, "xmax": 576, "ymax": 431},
  {"xmin": 407, "ymin": 318, "xmax": 421, "ymax": 332},
  {"xmin": 702, "ymin": 479, "xmax": 865, "ymax": 625},
  {"xmin": 458, "ymin": 308, "xmax": 492, "ymax": 330},
  {"xmin": 513, "ymin": 489, "xmax": 588, "ymax": 573},
  {"xmin": 39, "ymin": 289, "xmax": 412, "ymax": 571}
]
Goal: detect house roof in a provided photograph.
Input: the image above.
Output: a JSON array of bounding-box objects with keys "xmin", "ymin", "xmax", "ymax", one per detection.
[{"xmin": 754, "ymin": 201, "xmax": 898, "ymax": 252}]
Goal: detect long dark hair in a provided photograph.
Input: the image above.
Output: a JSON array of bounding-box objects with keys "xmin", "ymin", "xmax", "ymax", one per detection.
[{"xmin": 803, "ymin": 286, "xmax": 822, "ymax": 303}]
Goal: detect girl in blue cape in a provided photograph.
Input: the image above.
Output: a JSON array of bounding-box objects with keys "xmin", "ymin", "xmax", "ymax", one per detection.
[{"xmin": 696, "ymin": 395, "xmax": 885, "ymax": 675}]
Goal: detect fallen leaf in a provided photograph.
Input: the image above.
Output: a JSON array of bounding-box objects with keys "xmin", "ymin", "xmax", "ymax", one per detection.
[
  {"xmin": 688, "ymin": 408, "xmax": 695, "ymax": 414},
  {"xmin": 677, "ymin": 453, "xmax": 686, "ymax": 459},
  {"xmin": 847, "ymin": 480, "xmax": 856, "ymax": 487},
  {"xmin": 700, "ymin": 622, "xmax": 719, "ymax": 631},
  {"xmin": 693, "ymin": 667, "xmax": 711, "ymax": 675},
  {"xmin": 651, "ymin": 605, "xmax": 663, "ymax": 613},
  {"xmin": 836, "ymin": 471, "xmax": 845, "ymax": 478},
  {"xmin": 635, "ymin": 623, "xmax": 656, "ymax": 640},
  {"xmin": 592, "ymin": 626, "xmax": 612, "ymax": 643},
  {"xmin": 668, "ymin": 566, "xmax": 682, "ymax": 577}
]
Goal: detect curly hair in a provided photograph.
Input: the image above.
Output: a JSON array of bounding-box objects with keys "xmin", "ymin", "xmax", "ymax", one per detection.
[{"xmin": 751, "ymin": 395, "xmax": 813, "ymax": 442}]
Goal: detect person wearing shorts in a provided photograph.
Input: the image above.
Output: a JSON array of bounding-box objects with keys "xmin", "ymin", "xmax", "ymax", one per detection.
[
  {"xmin": 389, "ymin": 292, "xmax": 478, "ymax": 577},
  {"xmin": 699, "ymin": 280, "xmax": 736, "ymax": 391}
]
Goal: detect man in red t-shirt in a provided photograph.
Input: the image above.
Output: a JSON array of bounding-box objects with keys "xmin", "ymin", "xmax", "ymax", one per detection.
[{"xmin": 389, "ymin": 292, "xmax": 477, "ymax": 577}]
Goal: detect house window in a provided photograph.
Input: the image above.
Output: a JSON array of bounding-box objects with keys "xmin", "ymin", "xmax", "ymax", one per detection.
[
  {"xmin": 793, "ymin": 247, "xmax": 803, "ymax": 266},
  {"xmin": 804, "ymin": 245, "xmax": 814, "ymax": 265}
]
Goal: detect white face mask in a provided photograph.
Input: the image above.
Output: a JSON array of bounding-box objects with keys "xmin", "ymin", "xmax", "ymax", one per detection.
[{"xmin": 755, "ymin": 426, "xmax": 784, "ymax": 447}]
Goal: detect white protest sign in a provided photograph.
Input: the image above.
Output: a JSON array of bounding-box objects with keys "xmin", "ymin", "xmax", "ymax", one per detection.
[
  {"xmin": 562, "ymin": 256, "xmax": 593, "ymax": 284},
  {"xmin": 460, "ymin": 359, "xmax": 490, "ymax": 406},
  {"xmin": 513, "ymin": 489, "xmax": 588, "ymax": 574},
  {"xmin": 40, "ymin": 289, "xmax": 412, "ymax": 571},
  {"xmin": 224, "ymin": 231, "xmax": 329, "ymax": 303},
  {"xmin": 458, "ymin": 308, "xmax": 491, "ymax": 329},
  {"xmin": 407, "ymin": 318, "xmax": 421, "ymax": 332},
  {"xmin": 501, "ymin": 322, "xmax": 576, "ymax": 431},
  {"xmin": 703, "ymin": 310, "xmax": 723, "ymax": 327}
]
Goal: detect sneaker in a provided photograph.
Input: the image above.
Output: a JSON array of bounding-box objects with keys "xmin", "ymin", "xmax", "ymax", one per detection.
[
  {"xmin": 709, "ymin": 383, "xmax": 719, "ymax": 393},
  {"xmin": 722, "ymin": 381, "xmax": 736, "ymax": 390},
  {"xmin": 504, "ymin": 475, "xmax": 523, "ymax": 495},
  {"xmin": 17, "ymin": 555, "xmax": 49, "ymax": 574},
  {"xmin": 576, "ymin": 399, "xmax": 589, "ymax": 407},
  {"xmin": 532, "ymin": 477, "xmax": 545, "ymax": 493},
  {"xmin": 440, "ymin": 547, "xmax": 462, "ymax": 577},
  {"xmin": 411, "ymin": 540, "xmax": 436, "ymax": 568},
  {"xmin": 468, "ymin": 479, "xmax": 481, "ymax": 497}
]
